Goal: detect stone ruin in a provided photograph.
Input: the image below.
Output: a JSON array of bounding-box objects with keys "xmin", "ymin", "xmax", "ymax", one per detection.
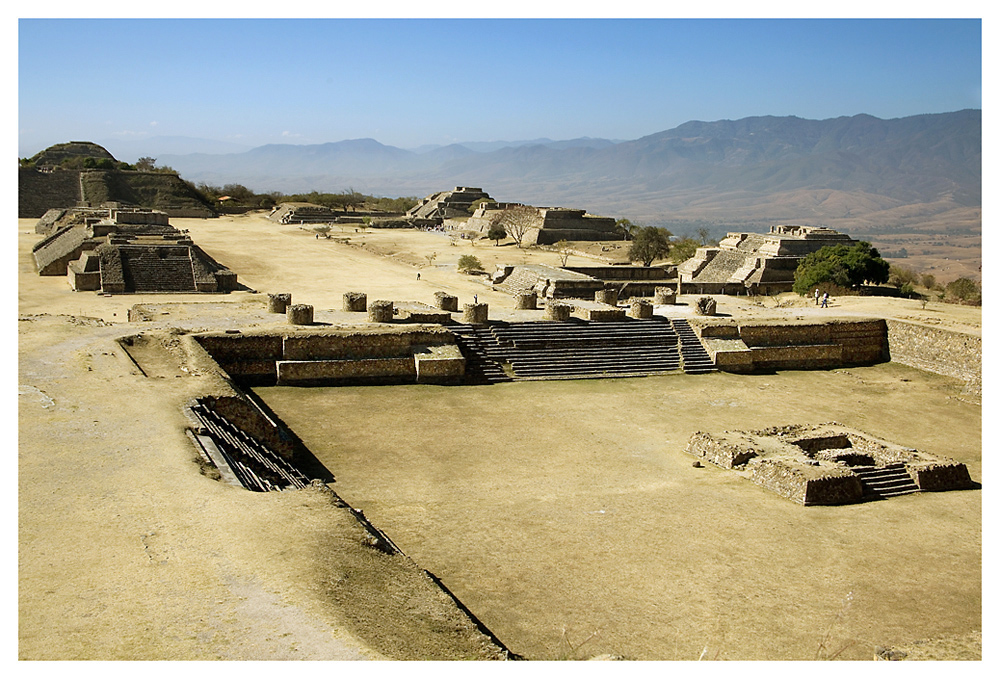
[
  {"xmin": 491, "ymin": 263, "xmax": 678, "ymax": 301},
  {"xmin": 678, "ymin": 225, "xmax": 858, "ymax": 295},
  {"xmin": 405, "ymin": 187, "xmax": 494, "ymax": 223},
  {"xmin": 267, "ymin": 202, "xmax": 339, "ymax": 224},
  {"xmin": 686, "ymin": 423, "xmax": 975, "ymax": 505},
  {"xmin": 465, "ymin": 202, "xmax": 619, "ymax": 245},
  {"xmin": 33, "ymin": 207, "xmax": 237, "ymax": 293}
]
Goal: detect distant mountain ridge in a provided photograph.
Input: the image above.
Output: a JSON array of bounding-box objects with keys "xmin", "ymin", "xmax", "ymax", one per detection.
[{"xmin": 149, "ymin": 110, "xmax": 980, "ymax": 232}]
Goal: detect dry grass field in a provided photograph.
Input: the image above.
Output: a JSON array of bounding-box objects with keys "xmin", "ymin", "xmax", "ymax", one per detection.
[{"xmin": 17, "ymin": 212, "xmax": 982, "ymax": 661}]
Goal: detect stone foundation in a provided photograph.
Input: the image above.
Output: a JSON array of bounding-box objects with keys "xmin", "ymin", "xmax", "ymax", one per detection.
[
  {"xmin": 695, "ymin": 297, "xmax": 717, "ymax": 315},
  {"xmin": 685, "ymin": 423, "xmax": 975, "ymax": 505}
]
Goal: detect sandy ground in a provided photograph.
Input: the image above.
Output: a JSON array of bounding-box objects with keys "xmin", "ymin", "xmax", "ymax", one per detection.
[{"xmin": 16, "ymin": 212, "xmax": 983, "ymax": 662}]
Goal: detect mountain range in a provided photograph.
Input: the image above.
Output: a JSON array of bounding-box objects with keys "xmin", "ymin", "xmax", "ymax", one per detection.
[{"xmin": 127, "ymin": 110, "xmax": 980, "ymax": 235}]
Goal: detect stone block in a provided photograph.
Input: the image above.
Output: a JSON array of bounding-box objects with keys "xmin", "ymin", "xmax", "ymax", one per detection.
[
  {"xmin": 343, "ymin": 291, "xmax": 367, "ymax": 312},
  {"xmin": 629, "ymin": 300, "xmax": 653, "ymax": 319},
  {"xmin": 653, "ymin": 286, "xmax": 676, "ymax": 305},
  {"xmin": 434, "ymin": 291, "xmax": 459, "ymax": 312},
  {"xmin": 368, "ymin": 300, "xmax": 394, "ymax": 323},
  {"xmin": 545, "ymin": 302, "xmax": 572, "ymax": 321},
  {"xmin": 514, "ymin": 292, "xmax": 537, "ymax": 310}
]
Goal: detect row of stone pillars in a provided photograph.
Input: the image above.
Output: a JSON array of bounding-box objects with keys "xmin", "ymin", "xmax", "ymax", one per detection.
[
  {"xmin": 267, "ymin": 293, "xmax": 313, "ymax": 325},
  {"xmin": 267, "ymin": 284, "xmax": 684, "ymax": 326}
]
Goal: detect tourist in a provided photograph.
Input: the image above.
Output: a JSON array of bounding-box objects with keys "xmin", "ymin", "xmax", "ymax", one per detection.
[
  {"xmin": 821, "ymin": 292, "xmax": 829, "ymax": 308},
  {"xmin": 814, "ymin": 288, "xmax": 820, "ymax": 304}
]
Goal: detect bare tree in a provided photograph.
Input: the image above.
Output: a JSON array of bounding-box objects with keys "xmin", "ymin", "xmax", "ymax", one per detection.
[{"xmin": 494, "ymin": 205, "xmax": 538, "ymax": 248}]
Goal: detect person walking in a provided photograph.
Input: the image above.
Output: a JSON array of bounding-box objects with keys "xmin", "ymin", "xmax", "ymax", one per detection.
[
  {"xmin": 814, "ymin": 288, "xmax": 820, "ymax": 305},
  {"xmin": 821, "ymin": 292, "xmax": 829, "ymax": 308}
]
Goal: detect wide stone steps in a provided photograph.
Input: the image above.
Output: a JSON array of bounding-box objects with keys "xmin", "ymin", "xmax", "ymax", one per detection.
[
  {"xmin": 122, "ymin": 252, "xmax": 197, "ymax": 292},
  {"xmin": 853, "ymin": 463, "xmax": 920, "ymax": 499},
  {"xmin": 451, "ymin": 317, "xmax": 713, "ymax": 382}
]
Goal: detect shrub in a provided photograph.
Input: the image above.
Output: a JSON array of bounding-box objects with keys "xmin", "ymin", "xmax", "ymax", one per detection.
[{"xmin": 457, "ymin": 255, "xmax": 483, "ymax": 274}]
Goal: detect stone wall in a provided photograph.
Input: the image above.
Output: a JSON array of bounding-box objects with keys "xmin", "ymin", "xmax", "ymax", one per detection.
[
  {"xmin": 194, "ymin": 327, "xmax": 463, "ymax": 386},
  {"xmin": 885, "ymin": 320, "xmax": 981, "ymax": 396}
]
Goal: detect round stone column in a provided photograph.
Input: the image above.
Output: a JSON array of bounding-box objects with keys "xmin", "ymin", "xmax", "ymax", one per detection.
[
  {"xmin": 462, "ymin": 302, "xmax": 489, "ymax": 324},
  {"xmin": 629, "ymin": 299, "xmax": 653, "ymax": 319},
  {"xmin": 545, "ymin": 302, "xmax": 572, "ymax": 321},
  {"xmin": 287, "ymin": 304, "xmax": 314, "ymax": 325},
  {"xmin": 342, "ymin": 291, "xmax": 367, "ymax": 312},
  {"xmin": 368, "ymin": 300, "xmax": 394, "ymax": 323},
  {"xmin": 434, "ymin": 291, "xmax": 459, "ymax": 312},
  {"xmin": 514, "ymin": 292, "xmax": 537, "ymax": 310},
  {"xmin": 267, "ymin": 293, "xmax": 291, "ymax": 313},
  {"xmin": 595, "ymin": 289, "xmax": 618, "ymax": 306},
  {"xmin": 654, "ymin": 286, "xmax": 676, "ymax": 305}
]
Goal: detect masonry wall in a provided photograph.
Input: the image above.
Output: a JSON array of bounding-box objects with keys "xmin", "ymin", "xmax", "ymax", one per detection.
[{"xmin": 885, "ymin": 320, "xmax": 981, "ymax": 396}]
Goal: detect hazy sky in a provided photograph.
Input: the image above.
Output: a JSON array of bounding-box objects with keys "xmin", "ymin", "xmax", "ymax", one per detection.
[{"xmin": 17, "ymin": 15, "xmax": 983, "ymax": 157}]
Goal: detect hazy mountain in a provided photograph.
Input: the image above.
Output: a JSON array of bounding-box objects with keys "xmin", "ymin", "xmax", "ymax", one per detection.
[
  {"xmin": 98, "ymin": 135, "xmax": 254, "ymax": 162},
  {"xmin": 155, "ymin": 111, "xmax": 980, "ymax": 232}
]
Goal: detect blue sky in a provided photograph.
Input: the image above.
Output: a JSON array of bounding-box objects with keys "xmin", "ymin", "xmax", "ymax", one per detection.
[{"xmin": 17, "ymin": 15, "xmax": 983, "ymax": 158}]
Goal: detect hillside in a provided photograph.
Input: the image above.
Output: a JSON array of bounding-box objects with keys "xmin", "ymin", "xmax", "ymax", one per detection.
[{"xmin": 19, "ymin": 141, "xmax": 217, "ymax": 218}]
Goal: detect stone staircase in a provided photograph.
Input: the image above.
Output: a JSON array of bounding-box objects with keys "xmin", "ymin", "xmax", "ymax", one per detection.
[
  {"xmin": 189, "ymin": 401, "xmax": 310, "ymax": 492},
  {"xmin": 672, "ymin": 318, "xmax": 717, "ymax": 374},
  {"xmin": 853, "ymin": 463, "xmax": 920, "ymax": 499},
  {"xmin": 450, "ymin": 318, "xmax": 719, "ymax": 382},
  {"xmin": 448, "ymin": 324, "xmax": 515, "ymax": 384},
  {"xmin": 120, "ymin": 247, "xmax": 197, "ymax": 292}
]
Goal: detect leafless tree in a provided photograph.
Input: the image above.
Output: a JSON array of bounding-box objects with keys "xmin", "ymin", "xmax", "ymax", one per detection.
[{"xmin": 493, "ymin": 205, "xmax": 538, "ymax": 248}]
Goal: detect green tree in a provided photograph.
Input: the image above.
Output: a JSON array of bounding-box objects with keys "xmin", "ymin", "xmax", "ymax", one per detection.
[
  {"xmin": 487, "ymin": 222, "xmax": 507, "ymax": 246},
  {"xmin": 792, "ymin": 242, "xmax": 889, "ymax": 295},
  {"xmin": 615, "ymin": 218, "xmax": 638, "ymax": 241},
  {"xmin": 628, "ymin": 226, "xmax": 673, "ymax": 266},
  {"xmin": 669, "ymin": 237, "xmax": 700, "ymax": 264},
  {"xmin": 457, "ymin": 254, "xmax": 483, "ymax": 274},
  {"xmin": 135, "ymin": 157, "xmax": 157, "ymax": 171},
  {"xmin": 944, "ymin": 277, "xmax": 981, "ymax": 305}
]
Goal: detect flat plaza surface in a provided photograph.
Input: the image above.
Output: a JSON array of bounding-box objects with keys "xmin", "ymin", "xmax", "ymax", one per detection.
[{"xmin": 257, "ymin": 363, "xmax": 981, "ymax": 660}]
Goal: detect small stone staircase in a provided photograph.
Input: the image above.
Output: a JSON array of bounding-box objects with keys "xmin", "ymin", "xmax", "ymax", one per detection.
[
  {"xmin": 671, "ymin": 318, "xmax": 716, "ymax": 374},
  {"xmin": 853, "ymin": 463, "xmax": 920, "ymax": 499}
]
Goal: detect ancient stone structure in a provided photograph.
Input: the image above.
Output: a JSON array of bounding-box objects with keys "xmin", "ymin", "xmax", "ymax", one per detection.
[
  {"xmin": 190, "ymin": 326, "xmax": 465, "ymax": 387},
  {"xmin": 695, "ymin": 297, "xmax": 717, "ymax": 315},
  {"xmin": 678, "ymin": 225, "xmax": 858, "ymax": 295},
  {"xmin": 462, "ymin": 303, "xmax": 489, "ymax": 325},
  {"xmin": 884, "ymin": 320, "xmax": 981, "ymax": 398},
  {"xmin": 465, "ymin": 202, "xmax": 619, "ymax": 245},
  {"xmin": 492, "ymin": 264, "xmax": 678, "ymax": 301},
  {"xmin": 685, "ymin": 423, "xmax": 975, "ymax": 505},
  {"xmin": 545, "ymin": 302, "xmax": 572, "ymax": 321},
  {"xmin": 690, "ymin": 318, "xmax": 889, "ymax": 373},
  {"xmin": 406, "ymin": 187, "xmax": 493, "ymax": 222},
  {"xmin": 653, "ymin": 287, "xmax": 677, "ymax": 305},
  {"xmin": 393, "ymin": 302, "xmax": 452, "ymax": 323},
  {"xmin": 267, "ymin": 203, "xmax": 338, "ymax": 224},
  {"xmin": 434, "ymin": 291, "xmax": 459, "ymax": 312},
  {"xmin": 343, "ymin": 292, "xmax": 367, "ymax": 312},
  {"xmin": 368, "ymin": 300, "xmax": 394, "ymax": 323},
  {"xmin": 514, "ymin": 292, "xmax": 537, "ymax": 310},
  {"xmin": 629, "ymin": 300, "xmax": 653, "ymax": 319},
  {"xmin": 287, "ymin": 304, "xmax": 314, "ymax": 325},
  {"xmin": 594, "ymin": 288, "xmax": 619, "ymax": 306},
  {"xmin": 33, "ymin": 207, "xmax": 237, "ymax": 293},
  {"xmin": 268, "ymin": 293, "xmax": 292, "ymax": 313}
]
